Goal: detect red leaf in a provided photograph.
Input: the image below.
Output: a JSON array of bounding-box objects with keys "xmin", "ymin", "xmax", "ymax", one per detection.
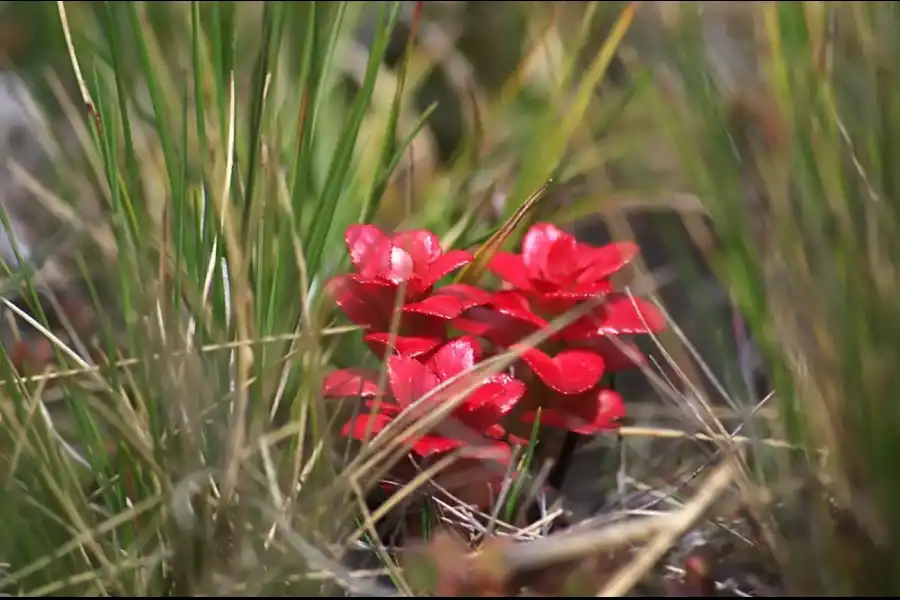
[
  {"xmin": 326, "ymin": 274, "xmax": 398, "ymax": 330},
  {"xmin": 606, "ymin": 295, "xmax": 666, "ymax": 332},
  {"xmin": 322, "ymin": 369, "xmax": 380, "ymax": 398},
  {"xmin": 483, "ymin": 425, "xmax": 530, "ymax": 447},
  {"xmin": 452, "ymin": 291, "xmax": 549, "ymax": 345},
  {"xmin": 344, "ymin": 225, "xmax": 469, "ymax": 295},
  {"xmin": 517, "ymin": 347, "xmax": 606, "ymax": 395},
  {"xmin": 564, "ymin": 295, "xmax": 667, "ymax": 338},
  {"xmin": 403, "ymin": 283, "xmax": 494, "ymax": 322},
  {"xmin": 409, "ymin": 434, "xmax": 464, "ymax": 457},
  {"xmin": 341, "ymin": 412, "xmax": 394, "ymax": 439},
  {"xmin": 345, "ymin": 224, "xmax": 392, "ymax": 278},
  {"xmin": 578, "ymin": 337, "xmax": 647, "ymax": 371},
  {"xmin": 534, "ymin": 281, "xmax": 614, "ymax": 313},
  {"xmin": 494, "ymin": 224, "xmax": 642, "ymax": 298},
  {"xmin": 683, "ymin": 554, "xmax": 717, "ymax": 596},
  {"xmin": 522, "ymin": 388, "xmax": 625, "ymax": 434},
  {"xmin": 455, "ymin": 375, "xmax": 526, "ymax": 428},
  {"xmin": 435, "ymin": 283, "xmax": 495, "ymax": 305},
  {"xmin": 521, "ymin": 222, "xmax": 566, "ymax": 281},
  {"xmin": 403, "ymin": 294, "xmax": 472, "ymax": 320},
  {"xmin": 427, "ymin": 337, "xmax": 482, "ymax": 381},
  {"xmin": 364, "ymin": 333, "xmax": 443, "ymax": 359},
  {"xmin": 385, "ymin": 246, "xmax": 415, "ymax": 284},
  {"xmin": 404, "ymin": 295, "xmax": 466, "ymax": 319},
  {"xmin": 387, "ymin": 355, "xmax": 440, "ymax": 407},
  {"xmin": 575, "ymin": 242, "xmax": 640, "ymax": 284},
  {"xmin": 542, "ymin": 235, "xmax": 584, "ymax": 283},
  {"xmin": 391, "ymin": 229, "xmax": 443, "ymax": 277},
  {"xmin": 490, "ymin": 290, "xmax": 537, "ymax": 315},
  {"xmin": 454, "ymin": 305, "xmax": 546, "ymax": 347},
  {"xmin": 487, "ymin": 252, "xmax": 534, "ymax": 291},
  {"xmin": 419, "ymin": 249, "xmax": 473, "ymax": 290}
]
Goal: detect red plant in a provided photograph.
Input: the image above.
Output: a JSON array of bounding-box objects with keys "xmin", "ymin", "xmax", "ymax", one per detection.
[
  {"xmin": 327, "ymin": 225, "xmax": 478, "ymax": 328},
  {"xmin": 454, "ymin": 223, "xmax": 666, "ymax": 434},
  {"xmin": 489, "ymin": 223, "xmax": 637, "ymax": 306},
  {"xmin": 322, "ymin": 222, "xmax": 666, "ymax": 506},
  {"xmin": 323, "ymin": 336, "xmax": 525, "ymax": 458},
  {"xmin": 328, "ymin": 225, "xmax": 491, "ymax": 358}
]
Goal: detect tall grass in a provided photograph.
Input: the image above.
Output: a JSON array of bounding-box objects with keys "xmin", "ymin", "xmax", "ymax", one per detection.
[
  {"xmin": 655, "ymin": 2, "xmax": 900, "ymax": 595},
  {"xmin": 0, "ymin": 1, "xmax": 438, "ymax": 595},
  {"xmin": 0, "ymin": 1, "xmax": 661, "ymax": 595}
]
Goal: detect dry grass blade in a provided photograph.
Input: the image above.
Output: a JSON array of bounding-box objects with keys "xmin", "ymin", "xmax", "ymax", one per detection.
[
  {"xmin": 597, "ymin": 458, "xmax": 737, "ymax": 596},
  {"xmin": 0, "ymin": 495, "xmax": 161, "ymax": 591},
  {"xmin": 261, "ymin": 502, "xmax": 402, "ymax": 598},
  {"xmin": 215, "ymin": 72, "xmax": 256, "ymax": 502},
  {"xmin": 617, "ymin": 425, "xmax": 802, "ymax": 452},
  {"xmin": 455, "ymin": 181, "xmax": 549, "ymax": 285},
  {"xmin": 495, "ymin": 514, "xmax": 673, "ymax": 572},
  {"xmin": 488, "ymin": 457, "xmax": 736, "ymax": 585},
  {"xmin": 2, "ymin": 328, "xmax": 357, "ymax": 391}
]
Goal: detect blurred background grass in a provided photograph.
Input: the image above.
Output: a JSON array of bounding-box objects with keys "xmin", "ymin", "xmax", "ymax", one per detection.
[{"xmin": 0, "ymin": 0, "xmax": 898, "ymax": 596}]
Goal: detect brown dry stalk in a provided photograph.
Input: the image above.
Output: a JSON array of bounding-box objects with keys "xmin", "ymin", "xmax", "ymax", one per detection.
[
  {"xmin": 618, "ymin": 425, "xmax": 805, "ymax": 452},
  {"xmin": 464, "ymin": 459, "xmax": 737, "ymax": 593},
  {"xmin": 597, "ymin": 459, "xmax": 737, "ymax": 596}
]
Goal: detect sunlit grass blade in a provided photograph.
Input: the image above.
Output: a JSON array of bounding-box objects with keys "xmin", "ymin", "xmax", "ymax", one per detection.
[
  {"xmin": 358, "ymin": 1, "xmax": 422, "ymax": 225},
  {"xmin": 501, "ymin": 1, "xmax": 638, "ymax": 225},
  {"xmin": 303, "ymin": 1, "xmax": 401, "ymax": 278},
  {"xmin": 455, "ymin": 181, "xmax": 549, "ymax": 285}
]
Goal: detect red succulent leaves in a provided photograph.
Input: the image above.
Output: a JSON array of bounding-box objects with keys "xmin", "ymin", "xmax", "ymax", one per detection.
[
  {"xmin": 323, "ymin": 222, "xmax": 667, "ymax": 501},
  {"xmin": 516, "ymin": 346, "xmax": 606, "ymax": 395},
  {"xmin": 346, "ymin": 225, "xmax": 472, "ymax": 297},
  {"xmin": 488, "ymin": 223, "xmax": 638, "ymax": 297},
  {"xmin": 562, "ymin": 294, "xmax": 668, "ymax": 339},
  {"xmin": 453, "ymin": 291, "xmax": 547, "ymax": 347},
  {"xmin": 330, "ymin": 226, "xmax": 486, "ymax": 344},
  {"xmin": 326, "ymin": 275, "xmax": 398, "ymax": 332},
  {"xmin": 487, "ymin": 224, "xmax": 650, "ymax": 324},
  {"xmin": 321, "ymin": 368, "xmax": 381, "ymax": 398},
  {"xmin": 364, "ymin": 333, "xmax": 442, "ymax": 359},
  {"xmin": 521, "ymin": 389, "xmax": 626, "ymax": 435},
  {"xmin": 403, "ymin": 283, "xmax": 493, "ymax": 320},
  {"xmin": 324, "ymin": 337, "xmax": 525, "ymax": 458}
]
